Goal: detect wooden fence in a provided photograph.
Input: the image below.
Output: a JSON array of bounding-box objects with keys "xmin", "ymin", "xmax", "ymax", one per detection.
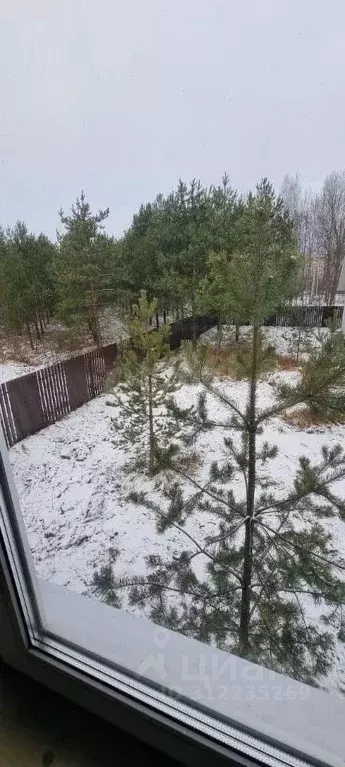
[
  {"xmin": 0, "ymin": 315, "xmax": 216, "ymax": 448},
  {"xmin": 0, "ymin": 307, "xmax": 342, "ymax": 448},
  {"xmin": 0, "ymin": 344, "xmax": 118, "ymax": 448},
  {"xmin": 266, "ymin": 304, "xmax": 343, "ymax": 328}
]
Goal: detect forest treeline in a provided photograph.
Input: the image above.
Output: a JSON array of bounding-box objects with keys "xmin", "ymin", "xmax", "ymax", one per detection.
[{"xmin": 0, "ymin": 170, "xmax": 344, "ymax": 348}]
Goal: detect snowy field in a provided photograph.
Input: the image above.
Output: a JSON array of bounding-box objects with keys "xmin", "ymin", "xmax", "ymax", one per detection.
[{"xmin": 9, "ymin": 362, "xmax": 345, "ymax": 697}]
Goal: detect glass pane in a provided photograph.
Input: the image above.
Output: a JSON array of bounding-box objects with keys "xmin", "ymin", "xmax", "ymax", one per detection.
[{"xmin": 2, "ymin": 3, "xmax": 345, "ymax": 765}]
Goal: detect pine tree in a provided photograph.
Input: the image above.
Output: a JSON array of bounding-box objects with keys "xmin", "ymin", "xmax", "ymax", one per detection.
[
  {"xmin": 158, "ymin": 179, "xmax": 213, "ymax": 343},
  {"xmin": 121, "ymin": 177, "xmax": 237, "ymax": 332},
  {"xmin": 107, "ymin": 291, "xmax": 190, "ymax": 476},
  {"xmin": 56, "ymin": 191, "xmax": 111, "ymax": 346},
  {"xmin": 0, "ymin": 222, "xmax": 56, "ymax": 348},
  {"xmin": 198, "ymin": 251, "xmax": 238, "ymax": 349},
  {"xmin": 94, "ymin": 181, "xmax": 345, "ymax": 686}
]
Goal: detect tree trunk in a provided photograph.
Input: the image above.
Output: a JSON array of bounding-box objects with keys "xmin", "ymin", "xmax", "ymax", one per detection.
[
  {"xmin": 89, "ymin": 314, "xmax": 102, "ymax": 347},
  {"xmin": 34, "ymin": 318, "xmax": 41, "ymax": 340},
  {"xmin": 25, "ymin": 321, "xmax": 34, "ymax": 350},
  {"xmin": 155, "ymin": 313, "xmax": 160, "ymax": 330},
  {"xmin": 216, "ymin": 318, "xmax": 222, "ymax": 351},
  {"xmin": 329, "ymin": 256, "xmax": 342, "ymax": 305},
  {"xmin": 191, "ymin": 315, "xmax": 197, "ymax": 347},
  {"xmin": 239, "ymin": 324, "xmax": 259, "ymax": 656},
  {"xmin": 329, "ymin": 284, "xmax": 337, "ymax": 306},
  {"xmin": 163, "ymin": 310, "xmax": 167, "ymax": 324},
  {"xmin": 148, "ymin": 374, "xmax": 155, "ymax": 475},
  {"xmin": 39, "ymin": 316, "xmax": 44, "ymax": 335},
  {"xmin": 323, "ymin": 251, "xmax": 332, "ymax": 304},
  {"xmin": 296, "ymin": 323, "xmax": 302, "ymax": 363},
  {"xmin": 191, "ymin": 297, "xmax": 197, "ymax": 348},
  {"xmin": 89, "ymin": 284, "xmax": 102, "ymax": 347}
]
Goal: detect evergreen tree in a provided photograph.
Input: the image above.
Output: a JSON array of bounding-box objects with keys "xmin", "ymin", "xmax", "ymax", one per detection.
[
  {"xmin": 0, "ymin": 222, "xmax": 56, "ymax": 347},
  {"xmin": 198, "ymin": 251, "xmax": 237, "ymax": 349},
  {"xmin": 56, "ymin": 191, "xmax": 112, "ymax": 345},
  {"xmin": 107, "ymin": 291, "xmax": 189, "ymax": 476},
  {"xmin": 121, "ymin": 175, "xmax": 239, "ymax": 332},
  {"xmin": 120, "ymin": 201, "xmax": 163, "ymax": 314},
  {"xmin": 93, "ymin": 181, "xmax": 345, "ymax": 685},
  {"xmin": 158, "ymin": 179, "xmax": 213, "ymax": 342}
]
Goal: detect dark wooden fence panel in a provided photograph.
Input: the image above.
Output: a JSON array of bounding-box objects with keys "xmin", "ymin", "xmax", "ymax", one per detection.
[
  {"xmin": 103, "ymin": 342, "xmax": 118, "ymax": 374},
  {"xmin": 266, "ymin": 305, "xmax": 343, "ymax": 328},
  {"xmin": 64, "ymin": 356, "xmax": 89, "ymax": 412},
  {"xmin": 37, "ymin": 363, "xmax": 70, "ymax": 424},
  {"xmin": 6, "ymin": 374, "xmax": 46, "ymax": 443},
  {"xmin": 1, "ymin": 307, "xmax": 344, "ymax": 447},
  {"xmin": 0, "ymin": 383, "xmax": 17, "ymax": 447},
  {"xmin": 85, "ymin": 349, "xmax": 106, "ymax": 398}
]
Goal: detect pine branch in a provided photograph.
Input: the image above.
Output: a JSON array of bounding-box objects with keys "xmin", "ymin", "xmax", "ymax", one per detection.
[
  {"xmin": 258, "ymin": 521, "xmax": 345, "ymax": 573},
  {"xmin": 171, "ymin": 464, "xmax": 246, "ymax": 518},
  {"xmin": 201, "ymin": 378, "xmax": 248, "ymax": 425},
  {"xmin": 115, "ymin": 579, "xmax": 202, "ymax": 600},
  {"xmin": 130, "ymin": 487, "xmax": 222, "ymax": 566},
  {"xmin": 252, "ymin": 509, "xmax": 292, "ymax": 569},
  {"xmin": 255, "ymin": 450, "xmax": 345, "ymax": 518},
  {"xmin": 224, "ymin": 436, "xmax": 248, "ymax": 492},
  {"xmin": 116, "ymin": 577, "xmax": 242, "ymax": 624},
  {"xmin": 205, "ymin": 516, "xmax": 248, "ymax": 545},
  {"xmin": 293, "ymin": 591, "xmax": 312, "ymax": 644},
  {"xmin": 281, "ymin": 588, "xmax": 344, "ymax": 599}
]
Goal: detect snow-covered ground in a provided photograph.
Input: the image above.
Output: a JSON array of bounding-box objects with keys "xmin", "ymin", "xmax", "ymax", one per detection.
[
  {"xmin": 0, "ymin": 361, "xmax": 39, "ymax": 383},
  {"xmin": 9, "ymin": 366, "xmax": 345, "ymax": 697},
  {"xmin": 0, "ymin": 320, "xmax": 333, "ymax": 384},
  {"xmin": 199, "ymin": 324, "xmax": 329, "ymax": 358},
  {"xmin": 99, "ymin": 306, "xmax": 128, "ymax": 345},
  {"xmin": 0, "ymin": 307, "xmax": 128, "ymax": 383}
]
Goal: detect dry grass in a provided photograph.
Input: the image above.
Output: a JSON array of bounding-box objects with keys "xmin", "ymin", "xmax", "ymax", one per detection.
[
  {"xmin": 203, "ymin": 342, "xmax": 278, "ymax": 379},
  {"xmin": 284, "ymin": 407, "xmax": 345, "ymax": 429},
  {"xmin": 176, "ymin": 449, "xmax": 202, "ymax": 474},
  {"xmin": 203, "ymin": 343, "xmax": 251, "ymax": 379},
  {"xmin": 0, "ymin": 323, "xmax": 93, "ymax": 366},
  {"xmin": 276, "ymin": 355, "xmax": 299, "ymax": 371}
]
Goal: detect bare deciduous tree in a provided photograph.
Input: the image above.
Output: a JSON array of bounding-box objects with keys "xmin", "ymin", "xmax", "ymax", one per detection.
[
  {"xmin": 315, "ymin": 171, "xmax": 345, "ymax": 304},
  {"xmin": 280, "ymin": 174, "xmax": 317, "ymax": 295}
]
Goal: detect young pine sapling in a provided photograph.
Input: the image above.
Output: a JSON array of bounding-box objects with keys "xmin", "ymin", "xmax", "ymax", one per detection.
[{"xmin": 107, "ymin": 291, "xmax": 190, "ymax": 476}]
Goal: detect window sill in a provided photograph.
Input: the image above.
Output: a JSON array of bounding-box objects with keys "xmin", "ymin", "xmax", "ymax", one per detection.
[{"xmin": 27, "ymin": 577, "xmax": 345, "ymax": 767}]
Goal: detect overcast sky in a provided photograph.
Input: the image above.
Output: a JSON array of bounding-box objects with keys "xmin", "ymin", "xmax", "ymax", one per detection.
[{"xmin": 1, "ymin": 0, "xmax": 345, "ymax": 239}]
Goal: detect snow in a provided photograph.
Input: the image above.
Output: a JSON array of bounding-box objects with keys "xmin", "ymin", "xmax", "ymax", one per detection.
[
  {"xmin": 0, "ymin": 306, "xmax": 128, "ymax": 383},
  {"xmin": 99, "ymin": 306, "xmax": 129, "ymax": 345},
  {"xmin": 0, "ymin": 318, "xmax": 331, "ymax": 384},
  {"xmin": 199, "ymin": 324, "xmax": 330, "ymax": 358},
  {"xmin": 9, "ymin": 364, "xmax": 345, "ymax": 698},
  {"xmin": 0, "ymin": 362, "xmax": 39, "ymax": 383}
]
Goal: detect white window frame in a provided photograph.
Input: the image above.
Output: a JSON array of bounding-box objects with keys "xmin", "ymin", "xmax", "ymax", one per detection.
[{"xmin": 0, "ymin": 427, "xmax": 344, "ymax": 767}]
